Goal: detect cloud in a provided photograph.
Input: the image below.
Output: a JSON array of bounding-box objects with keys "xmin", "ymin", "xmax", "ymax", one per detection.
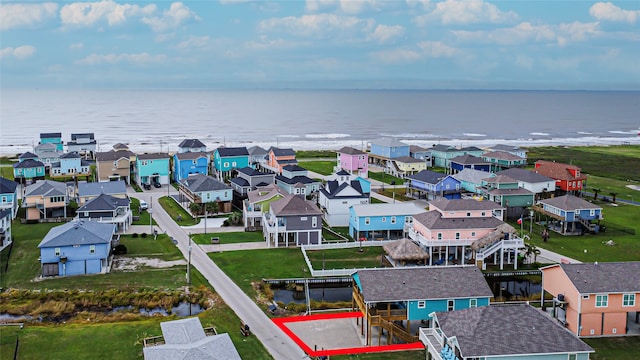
[
  {"xmin": 60, "ymin": 0, "xmax": 155, "ymax": 27},
  {"xmin": 258, "ymin": 13, "xmax": 375, "ymax": 38},
  {"xmin": 306, "ymin": 0, "xmax": 385, "ymax": 14},
  {"xmin": 371, "ymin": 48, "xmax": 422, "ymax": 64},
  {"xmin": 76, "ymin": 52, "xmax": 167, "ymax": 65},
  {"xmin": 142, "ymin": 2, "xmax": 200, "ymax": 32},
  {"xmin": 406, "ymin": 0, "xmax": 431, "ymax": 10},
  {"xmin": 371, "ymin": 41, "xmax": 459, "ymax": 63},
  {"xmin": 414, "ymin": 0, "xmax": 517, "ymax": 26},
  {"xmin": 370, "ymin": 24, "xmax": 404, "ymax": 43},
  {"xmin": 590, "ymin": 2, "xmax": 639, "ymax": 23},
  {"xmin": 69, "ymin": 43, "xmax": 84, "ymax": 50},
  {"xmin": 0, "ymin": 45, "xmax": 37, "ymax": 59},
  {"xmin": 453, "ymin": 21, "xmax": 599, "ymax": 46},
  {"xmin": 0, "ymin": 2, "xmax": 58, "ymax": 31},
  {"xmin": 175, "ymin": 35, "xmax": 210, "ymax": 49},
  {"xmin": 245, "ymin": 37, "xmax": 297, "ymax": 50},
  {"xmin": 416, "ymin": 41, "xmax": 459, "ymax": 57}
]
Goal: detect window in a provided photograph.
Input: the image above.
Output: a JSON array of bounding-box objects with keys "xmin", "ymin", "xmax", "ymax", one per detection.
[
  {"xmin": 569, "ymin": 354, "xmax": 577, "ymax": 360},
  {"xmin": 312, "ymin": 217, "xmax": 317, "ymax": 228},
  {"xmin": 141, "ymin": 160, "xmax": 148, "ymax": 166},
  {"xmin": 590, "ymin": 209, "xmax": 595, "ymax": 216},
  {"xmin": 391, "ymin": 216, "xmax": 396, "ymax": 224},
  {"xmin": 405, "ymin": 216, "xmax": 412, "ymax": 224},
  {"xmin": 1, "ymin": 196, "xmax": 6, "ymax": 203},
  {"xmin": 447, "ymin": 300, "xmax": 455, "ymax": 311},
  {"xmin": 364, "ymin": 217, "xmax": 370, "ymax": 225},
  {"xmin": 55, "ymin": 248, "xmax": 61, "ymax": 256},
  {"xmin": 224, "ymin": 191, "xmax": 228, "ymax": 197},
  {"xmin": 471, "ymin": 232, "xmax": 476, "ymax": 237},
  {"xmin": 582, "ymin": 295, "xmax": 590, "ymax": 300},
  {"xmin": 417, "ymin": 301, "xmax": 426, "ymax": 309},
  {"xmin": 469, "ymin": 299, "xmax": 477, "ymax": 308},
  {"xmin": 90, "ymin": 245, "xmax": 96, "ymax": 254},
  {"xmin": 623, "ymin": 294, "xmax": 635, "ymax": 307},
  {"xmin": 455, "ymin": 232, "xmax": 460, "ymax": 240},
  {"xmin": 466, "ymin": 212, "xmax": 471, "ymax": 217},
  {"xmin": 301, "ymin": 217, "xmax": 308, "ymax": 221},
  {"xmin": 84, "ymin": 211, "xmax": 89, "ymax": 217},
  {"xmin": 595, "ymin": 295, "xmax": 608, "ymax": 308},
  {"xmin": 437, "ymin": 233, "xmax": 442, "ymax": 240},
  {"xmin": 224, "ymin": 162, "xmax": 229, "ymax": 167},
  {"xmin": 232, "ymin": 161, "xmax": 237, "ymax": 167},
  {"xmin": 382, "ymin": 217, "xmax": 386, "ymax": 222}
]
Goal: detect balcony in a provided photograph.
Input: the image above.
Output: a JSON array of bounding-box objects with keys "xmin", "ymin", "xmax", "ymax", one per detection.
[
  {"xmin": 419, "ymin": 328, "xmax": 445, "ymax": 360},
  {"xmin": 262, "ymin": 215, "xmax": 286, "ymax": 233},
  {"xmin": 405, "ymin": 226, "xmax": 475, "ymax": 247}
]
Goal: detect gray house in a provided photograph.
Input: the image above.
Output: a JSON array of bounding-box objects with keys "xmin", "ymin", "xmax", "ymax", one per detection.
[
  {"xmin": 67, "ymin": 133, "xmax": 97, "ymax": 158},
  {"xmin": 274, "ymin": 165, "xmax": 321, "ymax": 197},
  {"xmin": 77, "ymin": 194, "xmax": 132, "ymax": 232},
  {"xmin": 177, "ymin": 138, "xmax": 207, "ymax": 153},
  {"xmin": 229, "ymin": 167, "xmax": 275, "ymax": 196},
  {"xmin": 262, "ymin": 194, "xmax": 323, "ymax": 247},
  {"xmin": 248, "ymin": 145, "xmax": 268, "ymax": 168},
  {"xmin": 77, "ymin": 180, "xmax": 128, "ymax": 206}
]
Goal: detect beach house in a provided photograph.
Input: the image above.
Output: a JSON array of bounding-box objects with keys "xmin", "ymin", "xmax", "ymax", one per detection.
[
  {"xmin": 67, "ymin": 133, "xmax": 97, "ymax": 159},
  {"xmin": 0, "ymin": 177, "xmax": 19, "ymax": 219},
  {"xmin": 212, "ymin": 146, "xmax": 250, "ymax": 181},
  {"xmin": 13, "ymin": 152, "xmax": 46, "ymax": 184},
  {"xmin": 262, "ymin": 194, "xmax": 323, "ymax": 247},
  {"xmin": 95, "ymin": 146, "xmax": 136, "ymax": 183},
  {"xmin": 247, "ymin": 145, "xmax": 268, "ymax": 169},
  {"xmin": 336, "ymin": 146, "xmax": 368, "ymax": 178},
  {"xmin": 177, "ymin": 138, "xmax": 207, "ymax": 153},
  {"xmin": 38, "ymin": 220, "xmax": 117, "ymax": 277},
  {"xmin": 0, "ymin": 209, "xmax": 12, "ymax": 248},
  {"xmin": 534, "ymin": 195, "xmax": 603, "ymax": 235},
  {"xmin": 495, "ymin": 167, "xmax": 556, "ymax": 200},
  {"xmin": 368, "ymin": 137, "xmax": 409, "ymax": 168},
  {"xmin": 49, "ymin": 152, "xmax": 92, "ymax": 180},
  {"xmin": 274, "ymin": 165, "xmax": 321, "ymax": 197},
  {"xmin": 481, "ymin": 150, "xmax": 527, "ymax": 172},
  {"xmin": 420, "ymin": 303, "xmax": 594, "ymax": 360},
  {"xmin": 541, "ymin": 262, "xmax": 640, "ymax": 337},
  {"xmin": 34, "ymin": 143, "xmax": 62, "ymax": 169},
  {"xmin": 406, "ymin": 170, "xmax": 461, "ymax": 200},
  {"xmin": 318, "ymin": 170, "xmax": 370, "ymax": 227},
  {"xmin": 134, "ymin": 153, "xmax": 171, "ymax": 187},
  {"xmin": 264, "ymin": 147, "xmax": 297, "ymax": 174},
  {"xmin": 230, "ymin": 167, "xmax": 275, "ymax": 198},
  {"xmin": 22, "ymin": 180, "xmax": 70, "ymax": 221},
  {"xmin": 39, "ymin": 132, "xmax": 63, "ymax": 151},
  {"xmin": 178, "ymin": 174, "xmax": 233, "ymax": 213},
  {"xmin": 77, "ymin": 180, "xmax": 128, "ymax": 206},
  {"xmin": 352, "ymin": 266, "xmax": 493, "ymax": 346},
  {"xmin": 451, "ymin": 168, "xmax": 490, "ymax": 195},
  {"xmin": 173, "ymin": 151, "xmax": 210, "ymax": 182},
  {"xmin": 76, "ymin": 193, "xmax": 132, "ymax": 232},
  {"xmin": 448, "ymin": 154, "xmax": 490, "ymax": 174},
  {"xmin": 349, "ymin": 202, "xmax": 425, "ymax": 241},
  {"xmin": 243, "ymin": 184, "xmax": 287, "ymax": 230},
  {"xmin": 430, "ymin": 145, "xmax": 484, "ymax": 169},
  {"xmin": 488, "ymin": 144, "xmax": 528, "ymax": 159},
  {"xmin": 534, "ymin": 160, "xmax": 586, "ymax": 195},
  {"xmin": 480, "ymin": 174, "xmax": 535, "ymax": 218}
]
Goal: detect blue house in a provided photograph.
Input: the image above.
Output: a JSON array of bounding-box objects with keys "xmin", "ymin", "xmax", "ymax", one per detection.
[
  {"xmin": 38, "ymin": 220, "xmax": 116, "ymax": 277},
  {"xmin": 449, "ymin": 154, "xmax": 490, "ymax": 174},
  {"xmin": 178, "ymin": 174, "xmax": 233, "ymax": 213},
  {"xmin": 421, "ymin": 304, "xmax": 593, "ymax": 360},
  {"xmin": 430, "ymin": 145, "xmax": 485, "ymax": 168},
  {"xmin": 13, "ymin": 152, "xmax": 46, "ymax": 184},
  {"xmin": 39, "ymin": 132, "xmax": 64, "ymax": 151},
  {"xmin": 451, "ymin": 168, "xmax": 490, "ymax": 195},
  {"xmin": 134, "ymin": 153, "xmax": 171, "ymax": 187},
  {"xmin": 274, "ymin": 165, "xmax": 321, "ymax": 197},
  {"xmin": 349, "ymin": 202, "xmax": 425, "ymax": 241},
  {"xmin": 368, "ymin": 138, "xmax": 410, "ymax": 167},
  {"xmin": 50, "ymin": 152, "xmax": 92, "ymax": 179},
  {"xmin": 537, "ymin": 195, "xmax": 603, "ymax": 235},
  {"xmin": 0, "ymin": 177, "xmax": 19, "ymax": 219},
  {"xmin": 406, "ymin": 170, "xmax": 461, "ymax": 200},
  {"xmin": 352, "ymin": 266, "xmax": 492, "ymax": 346},
  {"xmin": 173, "ymin": 151, "xmax": 210, "ymax": 182},
  {"xmin": 0, "ymin": 209, "xmax": 12, "ymax": 249},
  {"xmin": 213, "ymin": 147, "xmax": 250, "ymax": 181}
]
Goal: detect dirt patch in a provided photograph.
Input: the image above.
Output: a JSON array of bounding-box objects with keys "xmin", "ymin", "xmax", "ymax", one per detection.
[{"xmin": 112, "ymin": 257, "xmax": 186, "ymax": 271}]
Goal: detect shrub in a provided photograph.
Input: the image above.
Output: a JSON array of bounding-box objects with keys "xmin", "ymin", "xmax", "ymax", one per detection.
[
  {"xmin": 132, "ymin": 233, "xmax": 139, "ymax": 238},
  {"xmin": 141, "ymin": 233, "xmax": 148, "ymax": 238},
  {"xmin": 113, "ymin": 244, "xmax": 127, "ymax": 255}
]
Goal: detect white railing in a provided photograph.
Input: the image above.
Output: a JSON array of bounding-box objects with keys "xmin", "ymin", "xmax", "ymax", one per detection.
[
  {"xmin": 419, "ymin": 328, "xmax": 444, "ymax": 360},
  {"xmin": 300, "ymin": 242, "xmax": 391, "ymax": 277},
  {"xmin": 476, "ymin": 238, "xmax": 524, "ymax": 260},
  {"xmin": 406, "ymin": 227, "xmax": 475, "ymax": 247}
]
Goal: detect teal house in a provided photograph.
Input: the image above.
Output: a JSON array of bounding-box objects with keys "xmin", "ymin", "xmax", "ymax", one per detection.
[
  {"xmin": 430, "ymin": 145, "xmax": 485, "ymax": 169},
  {"xmin": 213, "ymin": 147, "xmax": 250, "ymax": 181},
  {"xmin": 134, "ymin": 153, "xmax": 170, "ymax": 187},
  {"xmin": 39, "ymin": 132, "xmax": 64, "ymax": 151},
  {"xmin": 353, "ymin": 266, "xmax": 492, "ymax": 346},
  {"xmin": 13, "ymin": 152, "xmax": 46, "ymax": 184},
  {"xmin": 421, "ymin": 304, "xmax": 593, "ymax": 360},
  {"xmin": 481, "ymin": 174, "xmax": 534, "ymax": 216}
]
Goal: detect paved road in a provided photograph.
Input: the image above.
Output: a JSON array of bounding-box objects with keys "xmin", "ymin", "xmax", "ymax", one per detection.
[{"xmin": 128, "ymin": 186, "xmax": 307, "ymax": 360}]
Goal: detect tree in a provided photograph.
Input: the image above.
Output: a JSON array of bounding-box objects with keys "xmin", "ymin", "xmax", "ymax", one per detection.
[
  {"xmin": 592, "ymin": 188, "xmax": 600, "ymax": 200},
  {"xmin": 205, "ymin": 201, "xmax": 219, "ymax": 215},
  {"xmin": 189, "ymin": 202, "xmax": 202, "ymax": 216},
  {"xmin": 609, "ymin": 192, "xmax": 618, "ymax": 203},
  {"xmin": 524, "ymin": 243, "xmax": 541, "ymax": 264},
  {"xmin": 228, "ymin": 211, "xmax": 243, "ymax": 226}
]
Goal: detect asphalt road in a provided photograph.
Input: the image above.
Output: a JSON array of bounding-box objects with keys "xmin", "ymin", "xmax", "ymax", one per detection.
[{"xmin": 129, "ymin": 186, "xmax": 307, "ymax": 360}]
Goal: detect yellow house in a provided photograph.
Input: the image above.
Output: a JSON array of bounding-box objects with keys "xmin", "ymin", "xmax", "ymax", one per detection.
[
  {"xmin": 389, "ymin": 156, "xmax": 427, "ymax": 178},
  {"xmin": 22, "ymin": 180, "xmax": 69, "ymax": 220}
]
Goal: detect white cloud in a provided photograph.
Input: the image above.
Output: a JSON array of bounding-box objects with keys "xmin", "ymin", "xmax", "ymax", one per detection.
[
  {"xmin": 60, "ymin": 0, "xmax": 155, "ymax": 27},
  {"xmin": 258, "ymin": 13, "xmax": 375, "ymax": 38},
  {"xmin": 142, "ymin": 2, "xmax": 200, "ymax": 32},
  {"xmin": 0, "ymin": 2, "xmax": 58, "ymax": 31},
  {"xmin": 406, "ymin": 0, "xmax": 431, "ymax": 10},
  {"xmin": 0, "ymin": 45, "xmax": 37, "ymax": 59},
  {"xmin": 69, "ymin": 42, "xmax": 84, "ymax": 50},
  {"xmin": 371, "ymin": 40, "xmax": 461, "ymax": 64},
  {"xmin": 175, "ymin": 35, "xmax": 210, "ymax": 49},
  {"xmin": 76, "ymin": 52, "xmax": 167, "ymax": 65},
  {"xmin": 416, "ymin": 41, "xmax": 459, "ymax": 57},
  {"xmin": 370, "ymin": 24, "xmax": 404, "ymax": 43},
  {"xmin": 415, "ymin": 0, "xmax": 517, "ymax": 26},
  {"xmin": 371, "ymin": 48, "xmax": 422, "ymax": 64},
  {"xmin": 306, "ymin": 0, "xmax": 383, "ymax": 14},
  {"xmin": 590, "ymin": 2, "xmax": 639, "ymax": 23},
  {"xmin": 453, "ymin": 21, "xmax": 599, "ymax": 46},
  {"xmin": 245, "ymin": 37, "xmax": 296, "ymax": 50}
]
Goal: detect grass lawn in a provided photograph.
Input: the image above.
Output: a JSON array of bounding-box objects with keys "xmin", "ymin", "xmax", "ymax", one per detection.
[
  {"xmin": 0, "ymin": 165, "xmax": 14, "ymax": 180},
  {"xmin": 333, "ymin": 350, "xmax": 426, "ymax": 360},
  {"xmin": 158, "ymin": 196, "xmax": 197, "ymax": 226},
  {"xmin": 306, "ymin": 247, "xmax": 385, "ymax": 269},
  {"xmin": 297, "ymin": 160, "xmax": 336, "ymax": 175},
  {"xmin": 191, "ymin": 231, "xmax": 264, "ymax": 245},
  {"xmin": 377, "ymin": 188, "xmax": 414, "ymax": 202},
  {"xmin": 129, "ymin": 197, "xmax": 157, "ymax": 226},
  {"xmin": 323, "ymin": 226, "xmax": 352, "ymax": 241},
  {"xmin": 585, "ymin": 337, "xmax": 640, "ymax": 360},
  {"xmin": 585, "ymin": 175, "xmax": 639, "ymax": 203},
  {"xmin": 371, "ymin": 197, "xmax": 386, "ymax": 204},
  {"xmin": 368, "ymin": 171, "xmax": 404, "ymax": 185},
  {"xmin": 296, "ymin": 150, "xmax": 336, "ymax": 158}
]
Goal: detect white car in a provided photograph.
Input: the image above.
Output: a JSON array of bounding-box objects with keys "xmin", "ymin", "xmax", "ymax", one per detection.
[{"xmin": 139, "ymin": 200, "xmax": 148, "ymax": 210}]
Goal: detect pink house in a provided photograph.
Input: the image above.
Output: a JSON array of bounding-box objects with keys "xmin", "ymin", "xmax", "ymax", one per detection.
[
  {"xmin": 405, "ymin": 198, "xmax": 523, "ymax": 268},
  {"xmin": 336, "ymin": 146, "xmax": 368, "ymax": 178},
  {"xmin": 541, "ymin": 262, "xmax": 640, "ymax": 337}
]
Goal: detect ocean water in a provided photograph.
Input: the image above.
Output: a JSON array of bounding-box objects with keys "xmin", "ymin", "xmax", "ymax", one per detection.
[{"xmin": 1, "ymin": 89, "xmax": 639, "ymax": 155}]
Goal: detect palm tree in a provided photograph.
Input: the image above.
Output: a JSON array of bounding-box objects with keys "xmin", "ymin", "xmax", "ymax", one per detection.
[
  {"xmin": 609, "ymin": 192, "xmax": 618, "ymax": 203},
  {"xmin": 228, "ymin": 211, "xmax": 243, "ymax": 226},
  {"xmin": 189, "ymin": 202, "xmax": 202, "ymax": 216},
  {"xmin": 592, "ymin": 188, "xmax": 600, "ymax": 200},
  {"xmin": 205, "ymin": 201, "xmax": 218, "ymax": 215},
  {"xmin": 524, "ymin": 243, "xmax": 541, "ymax": 264}
]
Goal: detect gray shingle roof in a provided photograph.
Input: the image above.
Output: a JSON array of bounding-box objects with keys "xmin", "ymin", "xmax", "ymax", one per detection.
[
  {"xmin": 19, "ymin": 152, "xmax": 38, "ymax": 159},
  {"xmin": 78, "ymin": 194, "xmax": 130, "ymax": 212},
  {"xmin": 247, "ymin": 146, "xmax": 267, "ymax": 156},
  {"xmin": 78, "ymin": 181, "xmax": 127, "ymax": 197},
  {"xmin": 452, "ymin": 168, "xmax": 491, "ymax": 184},
  {"xmin": 496, "ymin": 168, "xmax": 554, "ymax": 183},
  {"xmin": 270, "ymin": 147, "xmax": 296, "ymax": 157},
  {"xmin": 216, "ymin": 147, "xmax": 249, "ymax": 157},
  {"xmin": 491, "ymin": 144, "xmax": 524, "ymax": 152},
  {"xmin": 96, "ymin": 150, "xmax": 135, "ymax": 161},
  {"xmin": 482, "ymin": 150, "xmax": 525, "ymax": 161},
  {"xmin": 429, "ymin": 198, "xmax": 503, "ymax": 212},
  {"xmin": 275, "ymin": 175, "xmax": 317, "ymax": 185},
  {"xmin": 38, "ymin": 220, "xmax": 115, "ymax": 248},
  {"xmin": 483, "ymin": 174, "xmax": 517, "ymax": 184},
  {"xmin": 554, "ymin": 262, "xmax": 640, "ymax": 294},
  {"xmin": 0, "ymin": 177, "xmax": 18, "ymax": 193},
  {"xmin": 137, "ymin": 153, "xmax": 170, "ymax": 160},
  {"xmin": 40, "ymin": 132, "xmax": 61, "ymax": 138},
  {"xmin": 370, "ymin": 137, "xmax": 408, "ymax": 148},
  {"xmin": 237, "ymin": 167, "xmax": 269, "ymax": 176},
  {"xmin": 436, "ymin": 303, "xmax": 593, "ymax": 358},
  {"xmin": 24, "ymin": 180, "xmax": 66, "ymax": 197},
  {"xmin": 538, "ymin": 195, "xmax": 601, "ymax": 211},
  {"xmin": 180, "ymin": 174, "xmax": 231, "ymax": 192},
  {"xmin": 450, "ymin": 154, "xmax": 487, "ymax": 165},
  {"xmin": 178, "ymin": 139, "xmax": 205, "ymax": 149},
  {"xmin": 319, "ymin": 180, "xmax": 365, "ymax": 199},
  {"xmin": 431, "ymin": 144, "xmax": 454, "ymax": 152},
  {"xmin": 408, "ymin": 170, "xmax": 449, "ymax": 184},
  {"xmin": 229, "ymin": 177, "xmax": 249, "ymax": 187},
  {"xmin": 282, "ymin": 165, "xmax": 306, "ymax": 172},
  {"xmin": 393, "ymin": 156, "xmax": 423, "ymax": 163},
  {"xmin": 413, "ymin": 210, "xmax": 505, "ymax": 230},
  {"xmin": 356, "ymin": 266, "xmax": 492, "ymax": 303},
  {"xmin": 14, "ymin": 159, "xmax": 45, "ymax": 169},
  {"xmin": 174, "ymin": 152, "xmax": 209, "ymax": 160},
  {"xmin": 270, "ymin": 194, "xmax": 322, "ymax": 216},
  {"xmin": 60, "ymin": 152, "xmax": 81, "ymax": 159},
  {"xmin": 337, "ymin": 146, "xmax": 366, "ymax": 155}
]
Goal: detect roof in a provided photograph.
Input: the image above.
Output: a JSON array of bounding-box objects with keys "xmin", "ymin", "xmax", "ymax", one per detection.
[
  {"xmin": 449, "ymin": 154, "xmax": 487, "ymax": 165},
  {"xmin": 246, "ymin": 183, "xmax": 287, "ymax": 203},
  {"xmin": 436, "ymin": 304, "xmax": 593, "ymax": 358},
  {"xmin": 270, "ymin": 147, "xmax": 296, "ymax": 157},
  {"xmin": 452, "ymin": 168, "xmax": 491, "ymax": 184},
  {"xmin": 96, "ymin": 150, "xmax": 135, "ymax": 161},
  {"xmin": 175, "ymin": 152, "xmax": 209, "ymax": 160},
  {"xmin": 34, "ymin": 142, "xmax": 59, "ymax": 152},
  {"xmin": 471, "ymin": 223, "xmax": 517, "ymax": 250},
  {"xmin": 534, "ymin": 160, "xmax": 586, "ymax": 181},
  {"xmin": 216, "ymin": 147, "xmax": 249, "ymax": 157},
  {"xmin": 137, "ymin": 153, "xmax": 170, "ymax": 160},
  {"xmin": 229, "ymin": 177, "xmax": 249, "ymax": 187},
  {"xmin": 409, "ymin": 145, "xmax": 428, "ymax": 153},
  {"xmin": 19, "ymin": 151, "xmax": 38, "ymax": 159},
  {"xmin": 113, "ymin": 143, "xmax": 130, "ymax": 150},
  {"xmin": 355, "ymin": 266, "xmax": 492, "ymax": 302},
  {"xmin": 482, "ymin": 150, "xmax": 525, "ymax": 161},
  {"xmin": 547, "ymin": 262, "xmax": 640, "ymax": 294},
  {"xmin": 413, "ymin": 210, "xmax": 505, "ymax": 230},
  {"xmin": 383, "ymin": 238, "xmax": 429, "ymax": 261},
  {"xmin": 351, "ymin": 202, "xmax": 425, "ymax": 217},
  {"xmin": 0, "ymin": 209, "xmax": 10, "ymax": 220},
  {"xmin": 319, "ymin": 180, "xmax": 365, "ymax": 199},
  {"xmin": 71, "ymin": 133, "xmax": 95, "ymax": 140},
  {"xmin": 431, "ymin": 144, "xmax": 454, "ymax": 152},
  {"xmin": 143, "ymin": 318, "xmax": 241, "ymax": 360},
  {"xmin": 14, "ymin": 159, "xmax": 45, "ymax": 169},
  {"xmin": 491, "ymin": 144, "xmax": 525, "ymax": 152},
  {"xmin": 429, "ymin": 198, "xmax": 503, "ymax": 212},
  {"xmin": 487, "ymin": 188, "xmax": 534, "ymax": 196},
  {"xmin": 393, "ymin": 156, "xmax": 423, "ymax": 164},
  {"xmin": 270, "ymin": 194, "xmax": 322, "ymax": 216},
  {"xmin": 460, "ymin": 146, "xmax": 484, "ymax": 152},
  {"xmin": 38, "ymin": 220, "xmax": 115, "ymax": 248},
  {"xmin": 483, "ymin": 174, "xmax": 518, "ymax": 184},
  {"xmin": 370, "ymin": 137, "xmax": 408, "ymax": 148},
  {"xmin": 408, "ymin": 170, "xmax": 451, "ymax": 184},
  {"xmin": 40, "ymin": 132, "xmax": 61, "ymax": 138},
  {"xmin": 0, "ymin": 177, "xmax": 18, "ymax": 193},
  {"xmin": 180, "ymin": 174, "xmax": 231, "ymax": 192},
  {"xmin": 337, "ymin": 146, "xmax": 366, "ymax": 155},
  {"xmin": 178, "ymin": 139, "xmax": 206, "ymax": 149},
  {"xmin": 78, "ymin": 180, "xmax": 127, "ymax": 197},
  {"xmin": 237, "ymin": 167, "xmax": 270, "ymax": 177},
  {"xmin": 275, "ymin": 175, "xmax": 317, "ymax": 185},
  {"xmin": 247, "ymin": 145, "xmax": 267, "ymax": 156},
  {"xmin": 60, "ymin": 152, "xmax": 81, "ymax": 159},
  {"xmin": 538, "ymin": 195, "xmax": 601, "ymax": 211},
  {"xmin": 78, "ymin": 193, "xmax": 130, "ymax": 212},
  {"xmin": 282, "ymin": 165, "xmax": 306, "ymax": 172},
  {"xmin": 496, "ymin": 168, "xmax": 554, "ymax": 183},
  {"xmin": 24, "ymin": 180, "xmax": 66, "ymax": 197}
]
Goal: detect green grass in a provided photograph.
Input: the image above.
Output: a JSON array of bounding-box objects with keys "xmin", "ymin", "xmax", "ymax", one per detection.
[
  {"xmin": 191, "ymin": 231, "xmax": 264, "ymax": 245},
  {"xmin": 333, "ymin": 350, "xmax": 426, "ymax": 360},
  {"xmin": 586, "ymin": 336, "xmax": 640, "ymax": 360},
  {"xmin": 368, "ymin": 171, "xmax": 404, "ymax": 185},
  {"xmin": 119, "ymin": 234, "xmax": 184, "ymax": 261},
  {"xmin": 371, "ymin": 197, "xmax": 386, "ymax": 204},
  {"xmin": 306, "ymin": 247, "xmax": 385, "ymax": 269},
  {"xmin": 129, "ymin": 197, "xmax": 157, "ymax": 226},
  {"xmin": 296, "ymin": 150, "xmax": 336, "ymax": 158},
  {"xmin": 0, "ymin": 165, "xmax": 14, "ymax": 180},
  {"xmin": 158, "ymin": 196, "xmax": 197, "ymax": 226},
  {"xmin": 376, "ymin": 188, "xmax": 413, "ymax": 202},
  {"xmin": 297, "ymin": 160, "xmax": 336, "ymax": 175},
  {"xmin": 585, "ymin": 175, "xmax": 639, "ymax": 203}
]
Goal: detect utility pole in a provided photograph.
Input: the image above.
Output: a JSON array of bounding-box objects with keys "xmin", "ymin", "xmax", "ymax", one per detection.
[{"xmin": 149, "ymin": 196, "xmax": 153, "ymax": 234}]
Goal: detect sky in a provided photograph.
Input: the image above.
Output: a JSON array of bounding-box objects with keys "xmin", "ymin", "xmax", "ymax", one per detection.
[{"xmin": 1, "ymin": 0, "xmax": 639, "ymax": 90}]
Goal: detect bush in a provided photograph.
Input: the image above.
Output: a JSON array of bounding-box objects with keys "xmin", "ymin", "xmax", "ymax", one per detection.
[
  {"xmin": 141, "ymin": 233, "xmax": 147, "ymax": 238},
  {"xmin": 132, "ymin": 233, "xmax": 139, "ymax": 238},
  {"xmin": 222, "ymin": 220, "xmax": 230, "ymax": 227},
  {"xmin": 113, "ymin": 244, "xmax": 127, "ymax": 255}
]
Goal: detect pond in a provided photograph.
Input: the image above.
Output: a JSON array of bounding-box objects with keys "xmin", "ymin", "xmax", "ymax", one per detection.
[
  {"xmin": 274, "ymin": 285, "xmax": 353, "ymax": 304},
  {"xmin": 486, "ymin": 276, "xmax": 542, "ymax": 301}
]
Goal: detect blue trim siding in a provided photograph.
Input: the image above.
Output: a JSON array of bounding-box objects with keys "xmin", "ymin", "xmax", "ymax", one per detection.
[{"xmin": 407, "ymin": 297, "xmax": 490, "ymax": 321}]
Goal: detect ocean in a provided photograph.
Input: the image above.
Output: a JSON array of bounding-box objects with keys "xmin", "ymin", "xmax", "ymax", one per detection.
[{"xmin": 1, "ymin": 89, "xmax": 639, "ymax": 155}]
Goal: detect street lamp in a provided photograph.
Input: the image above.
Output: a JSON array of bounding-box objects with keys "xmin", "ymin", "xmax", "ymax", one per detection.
[
  {"xmin": 149, "ymin": 196, "xmax": 153, "ymax": 234},
  {"xmin": 187, "ymin": 232, "xmax": 192, "ymax": 288}
]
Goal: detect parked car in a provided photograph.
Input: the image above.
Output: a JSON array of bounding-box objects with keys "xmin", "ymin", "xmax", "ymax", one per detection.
[
  {"xmin": 139, "ymin": 200, "xmax": 148, "ymax": 210},
  {"xmin": 143, "ymin": 183, "xmax": 151, "ymax": 190},
  {"xmin": 153, "ymin": 181, "xmax": 161, "ymax": 188}
]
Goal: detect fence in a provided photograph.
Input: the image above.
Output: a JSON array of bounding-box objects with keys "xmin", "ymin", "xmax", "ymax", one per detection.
[
  {"xmin": 301, "ymin": 241, "xmax": 396, "ymax": 277},
  {"xmin": 601, "ymin": 220, "xmax": 635, "ymax": 235},
  {"xmin": 1, "ymin": 240, "xmax": 14, "ymax": 273}
]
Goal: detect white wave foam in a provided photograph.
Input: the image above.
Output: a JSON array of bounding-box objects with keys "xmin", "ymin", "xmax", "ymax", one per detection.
[
  {"xmin": 462, "ymin": 133, "xmax": 487, "ymax": 137},
  {"xmin": 577, "ymin": 131, "xmax": 592, "ymax": 135},
  {"xmin": 276, "ymin": 135, "xmax": 300, "ymax": 138},
  {"xmin": 378, "ymin": 133, "xmax": 438, "ymax": 139},
  {"xmin": 530, "ymin": 132, "xmax": 550, "ymax": 136},
  {"xmin": 609, "ymin": 130, "xmax": 637, "ymax": 135},
  {"xmin": 305, "ymin": 133, "xmax": 350, "ymax": 139}
]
